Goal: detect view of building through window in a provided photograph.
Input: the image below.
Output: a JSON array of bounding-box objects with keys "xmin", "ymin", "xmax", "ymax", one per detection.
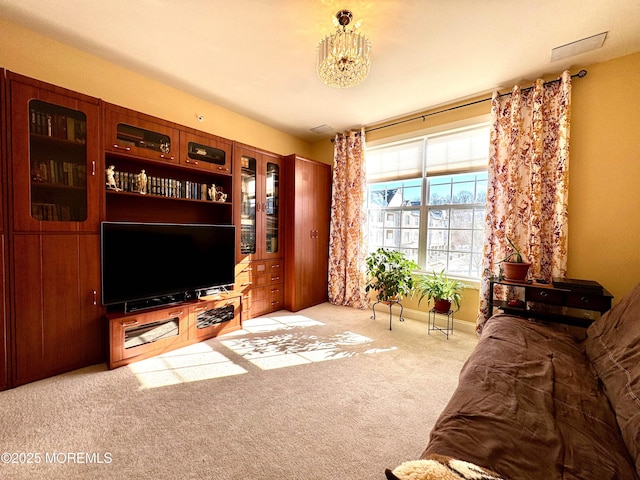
[{"xmin": 366, "ymin": 125, "xmax": 489, "ymax": 279}]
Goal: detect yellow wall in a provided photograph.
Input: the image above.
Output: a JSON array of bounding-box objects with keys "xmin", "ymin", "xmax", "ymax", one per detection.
[
  {"xmin": 2, "ymin": 18, "xmax": 638, "ymax": 321},
  {"xmin": 0, "ymin": 18, "xmax": 311, "ymax": 158}
]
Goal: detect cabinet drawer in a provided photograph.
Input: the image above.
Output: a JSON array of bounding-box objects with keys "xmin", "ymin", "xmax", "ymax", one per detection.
[
  {"xmin": 189, "ymin": 296, "xmax": 241, "ymax": 340},
  {"xmin": 109, "ymin": 306, "xmax": 189, "ymax": 367},
  {"xmin": 526, "ymin": 287, "xmax": 565, "ymax": 305},
  {"xmin": 566, "ymin": 293, "xmax": 611, "ymax": 312}
]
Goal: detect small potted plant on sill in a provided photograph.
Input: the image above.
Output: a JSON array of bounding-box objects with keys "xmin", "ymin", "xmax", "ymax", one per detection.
[
  {"xmin": 499, "ymin": 236, "xmax": 531, "ymax": 281},
  {"xmin": 415, "ymin": 270, "xmax": 466, "ymax": 313},
  {"xmin": 365, "ymin": 248, "xmax": 419, "ymax": 302}
]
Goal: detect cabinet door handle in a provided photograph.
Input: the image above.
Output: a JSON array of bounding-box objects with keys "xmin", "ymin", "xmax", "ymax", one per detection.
[
  {"xmin": 92, "ymin": 290, "xmax": 97, "ymax": 306},
  {"xmin": 113, "ymin": 144, "xmax": 131, "ymax": 152},
  {"xmin": 159, "ymin": 154, "xmax": 175, "ymax": 161},
  {"xmin": 194, "ymin": 306, "xmax": 207, "ymax": 312},
  {"xmin": 271, "ymin": 276, "xmax": 280, "ymax": 281},
  {"xmin": 91, "ymin": 161, "xmax": 96, "ymax": 176},
  {"xmin": 539, "ymin": 291, "xmax": 548, "ymax": 297},
  {"xmin": 217, "ymin": 166, "xmax": 230, "ymax": 171},
  {"xmin": 580, "ymin": 296, "xmax": 590, "ymax": 303},
  {"xmin": 185, "ymin": 159, "xmax": 199, "ymax": 166},
  {"xmin": 271, "ymin": 264, "xmax": 280, "ymax": 269},
  {"xmin": 168, "ymin": 310, "xmax": 184, "ymax": 316},
  {"xmin": 121, "ymin": 320, "xmax": 139, "ymax": 327}
]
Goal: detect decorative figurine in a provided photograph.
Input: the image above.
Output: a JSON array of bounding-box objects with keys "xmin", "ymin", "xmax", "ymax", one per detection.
[
  {"xmin": 105, "ymin": 165, "xmax": 121, "ymax": 191},
  {"xmin": 208, "ymin": 184, "xmax": 227, "ymax": 202},
  {"xmin": 137, "ymin": 169, "xmax": 147, "ymax": 194}
]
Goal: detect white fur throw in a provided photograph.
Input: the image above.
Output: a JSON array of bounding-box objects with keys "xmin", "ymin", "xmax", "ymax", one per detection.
[{"xmin": 385, "ymin": 455, "xmax": 507, "ymax": 480}]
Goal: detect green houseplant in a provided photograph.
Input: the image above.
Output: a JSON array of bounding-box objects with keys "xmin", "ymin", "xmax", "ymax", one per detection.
[
  {"xmin": 415, "ymin": 270, "xmax": 466, "ymax": 313},
  {"xmin": 499, "ymin": 236, "xmax": 531, "ymax": 281},
  {"xmin": 365, "ymin": 248, "xmax": 419, "ymax": 302}
]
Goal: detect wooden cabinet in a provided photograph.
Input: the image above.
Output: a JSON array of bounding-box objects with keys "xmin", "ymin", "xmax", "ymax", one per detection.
[
  {"xmin": 233, "ymin": 143, "xmax": 283, "ymax": 319},
  {"xmin": 103, "ymin": 104, "xmax": 233, "ymax": 226},
  {"xmin": 179, "ymin": 130, "xmax": 232, "ymax": 175},
  {"xmin": 283, "ymin": 155, "xmax": 332, "ymax": 311},
  {"xmin": 108, "ymin": 293, "xmax": 241, "ymax": 369},
  {"xmin": 104, "ymin": 103, "xmax": 179, "ymax": 164},
  {"xmin": 12, "ymin": 234, "xmax": 102, "ymax": 385},
  {"xmin": 7, "ymin": 73, "xmax": 100, "ymax": 233},
  {"xmin": 5, "ymin": 73, "xmax": 103, "ymax": 387}
]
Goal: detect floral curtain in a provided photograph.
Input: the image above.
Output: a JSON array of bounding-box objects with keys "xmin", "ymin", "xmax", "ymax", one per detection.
[
  {"xmin": 328, "ymin": 129, "xmax": 368, "ymax": 309},
  {"xmin": 477, "ymin": 71, "xmax": 572, "ymax": 332}
]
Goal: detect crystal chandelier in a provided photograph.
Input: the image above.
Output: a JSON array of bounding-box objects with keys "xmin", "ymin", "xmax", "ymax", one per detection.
[{"xmin": 317, "ymin": 10, "xmax": 371, "ymax": 88}]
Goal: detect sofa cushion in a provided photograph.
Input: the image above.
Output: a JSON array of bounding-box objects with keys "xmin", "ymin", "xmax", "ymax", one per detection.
[{"xmin": 585, "ymin": 281, "xmax": 640, "ymax": 477}]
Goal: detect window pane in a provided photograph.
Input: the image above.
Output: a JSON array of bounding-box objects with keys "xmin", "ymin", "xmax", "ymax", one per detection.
[
  {"xmin": 428, "ymin": 209, "xmax": 449, "ymax": 228},
  {"xmin": 428, "ymin": 183, "xmax": 451, "ymax": 205},
  {"xmin": 450, "ymin": 208, "xmax": 473, "ymax": 229}
]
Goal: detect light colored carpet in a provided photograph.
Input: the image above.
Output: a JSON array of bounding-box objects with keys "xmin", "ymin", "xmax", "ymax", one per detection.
[{"xmin": 0, "ymin": 302, "xmax": 478, "ymax": 479}]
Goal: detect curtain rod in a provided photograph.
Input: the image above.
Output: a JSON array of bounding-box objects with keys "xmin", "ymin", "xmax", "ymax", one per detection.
[{"xmin": 362, "ymin": 69, "xmax": 587, "ymax": 135}]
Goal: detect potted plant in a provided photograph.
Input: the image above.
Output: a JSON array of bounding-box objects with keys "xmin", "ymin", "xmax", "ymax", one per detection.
[
  {"xmin": 365, "ymin": 248, "xmax": 419, "ymax": 302},
  {"xmin": 415, "ymin": 270, "xmax": 466, "ymax": 313},
  {"xmin": 499, "ymin": 236, "xmax": 531, "ymax": 281}
]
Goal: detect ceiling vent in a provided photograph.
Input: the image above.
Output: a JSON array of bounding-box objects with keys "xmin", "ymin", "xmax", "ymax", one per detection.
[
  {"xmin": 309, "ymin": 124, "xmax": 335, "ymax": 135},
  {"xmin": 551, "ymin": 32, "xmax": 607, "ymax": 62}
]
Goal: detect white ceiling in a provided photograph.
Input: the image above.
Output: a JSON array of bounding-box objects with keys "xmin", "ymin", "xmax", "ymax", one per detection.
[{"xmin": 2, "ymin": 0, "xmax": 640, "ymax": 142}]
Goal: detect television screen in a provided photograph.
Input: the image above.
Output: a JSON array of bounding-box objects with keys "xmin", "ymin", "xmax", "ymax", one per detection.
[{"xmin": 101, "ymin": 222, "xmax": 236, "ymax": 308}]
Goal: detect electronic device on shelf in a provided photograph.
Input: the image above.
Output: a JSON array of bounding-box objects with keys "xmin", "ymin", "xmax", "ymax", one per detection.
[{"xmin": 100, "ymin": 221, "xmax": 235, "ymax": 312}]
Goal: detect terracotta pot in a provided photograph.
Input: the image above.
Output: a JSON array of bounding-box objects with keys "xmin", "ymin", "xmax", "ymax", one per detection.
[
  {"xmin": 433, "ymin": 299, "xmax": 452, "ymax": 313},
  {"xmin": 502, "ymin": 262, "xmax": 531, "ymax": 282}
]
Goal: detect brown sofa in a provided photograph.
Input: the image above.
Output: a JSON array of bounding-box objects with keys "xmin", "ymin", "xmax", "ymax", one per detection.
[{"xmin": 392, "ymin": 282, "xmax": 640, "ymax": 480}]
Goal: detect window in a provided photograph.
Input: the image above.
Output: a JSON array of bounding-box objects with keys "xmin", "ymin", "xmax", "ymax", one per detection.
[{"xmin": 366, "ymin": 125, "xmax": 489, "ymax": 279}]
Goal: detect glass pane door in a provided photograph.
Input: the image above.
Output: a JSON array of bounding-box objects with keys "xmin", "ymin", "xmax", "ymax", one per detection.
[
  {"xmin": 240, "ymin": 155, "xmax": 256, "ymax": 255},
  {"xmin": 265, "ymin": 161, "xmax": 279, "ymax": 254},
  {"xmin": 29, "ymin": 100, "xmax": 88, "ymax": 222}
]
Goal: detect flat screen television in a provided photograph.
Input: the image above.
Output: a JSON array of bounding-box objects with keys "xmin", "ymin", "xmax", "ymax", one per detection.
[{"xmin": 101, "ymin": 222, "xmax": 236, "ymax": 311}]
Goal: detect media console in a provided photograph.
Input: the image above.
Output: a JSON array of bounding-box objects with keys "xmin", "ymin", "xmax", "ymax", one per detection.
[{"xmin": 107, "ymin": 292, "xmax": 241, "ymax": 369}]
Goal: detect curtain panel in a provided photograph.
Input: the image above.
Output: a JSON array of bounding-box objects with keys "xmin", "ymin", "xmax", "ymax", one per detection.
[
  {"xmin": 328, "ymin": 129, "xmax": 369, "ymax": 309},
  {"xmin": 477, "ymin": 71, "xmax": 572, "ymax": 332}
]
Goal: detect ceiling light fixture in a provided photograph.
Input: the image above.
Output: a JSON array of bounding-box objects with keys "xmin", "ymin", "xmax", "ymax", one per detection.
[{"xmin": 317, "ymin": 9, "xmax": 371, "ymax": 88}]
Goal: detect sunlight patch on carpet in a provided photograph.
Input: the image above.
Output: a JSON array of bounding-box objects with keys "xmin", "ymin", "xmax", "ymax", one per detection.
[
  {"xmin": 221, "ymin": 331, "xmax": 393, "ymax": 370},
  {"xmin": 240, "ymin": 314, "xmax": 324, "ymax": 334},
  {"xmin": 129, "ymin": 342, "xmax": 247, "ymax": 389}
]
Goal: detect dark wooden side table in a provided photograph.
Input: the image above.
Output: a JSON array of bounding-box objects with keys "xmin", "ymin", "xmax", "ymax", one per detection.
[{"xmin": 488, "ymin": 279, "xmax": 613, "ymax": 328}]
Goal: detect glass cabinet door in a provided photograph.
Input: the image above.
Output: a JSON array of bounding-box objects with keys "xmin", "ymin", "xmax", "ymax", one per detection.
[
  {"xmin": 265, "ymin": 161, "xmax": 279, "ymax": 255},
  {"xmin": 240, "ymin": 154, "xmax": 257, "ymax": 255},
  {"xmin": 29, "ymin": 100, "xmax": 88, "ymax": 222}
]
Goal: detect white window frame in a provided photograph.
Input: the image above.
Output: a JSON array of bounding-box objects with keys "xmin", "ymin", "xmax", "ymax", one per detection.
[{"xmin": 365, "ymin": 121, "xmax": 490, "ymax": 281}]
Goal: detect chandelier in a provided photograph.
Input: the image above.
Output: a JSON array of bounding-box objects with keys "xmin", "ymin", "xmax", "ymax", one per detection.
[{"xmin": 317, "ymin": 10, "xmax": 371, "ymax": 88}]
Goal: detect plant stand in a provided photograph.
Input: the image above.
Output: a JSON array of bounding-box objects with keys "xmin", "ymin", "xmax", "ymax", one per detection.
[
  {"xmin": 371, "ymin": 298, "xmax": 404, "ymax": 330},
  {"xmin": 428, "ymin": 308, "xmax": 454, "ymax": 339}
]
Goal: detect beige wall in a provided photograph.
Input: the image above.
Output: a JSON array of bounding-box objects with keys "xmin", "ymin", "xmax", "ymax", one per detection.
[
  {"xmin": 0, "ymin": 18, "xmax": 311, "ymax": 158},
  {"xmin": 3, "ymin": 18, "xmax": 638, "ymax": 322}
]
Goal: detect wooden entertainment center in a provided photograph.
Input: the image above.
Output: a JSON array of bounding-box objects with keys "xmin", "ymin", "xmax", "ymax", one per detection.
[{"xmin": 0, "ymin": 70, "xmax": 332, "ymax": 387}]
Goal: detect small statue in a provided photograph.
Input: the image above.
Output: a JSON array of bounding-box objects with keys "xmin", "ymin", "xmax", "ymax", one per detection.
[
  {"xmin": 137, "ymin": 169, "xmax": 147, "ymax": 194},
  {"xmin": 105, "ymin": 165, "xmax": 120, "ymax": 191},
  {"xmin": 208, "ymin": 184, "xmax": 227, "ymax": 202},
  {"xmin": 208, "ymin": 184, "xmax": 216, "ymax": 201}
]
